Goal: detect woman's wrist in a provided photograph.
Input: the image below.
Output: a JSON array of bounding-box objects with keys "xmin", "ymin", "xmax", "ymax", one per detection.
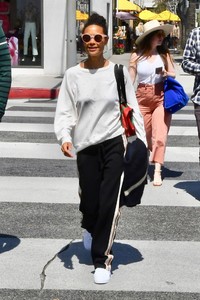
[{"xmin": 162, "ymin": 70, "xmax": 175, "ymax": 78}]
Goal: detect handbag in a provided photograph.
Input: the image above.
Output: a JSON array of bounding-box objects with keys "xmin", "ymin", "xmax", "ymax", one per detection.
[
  {"xmin": 114, "ymin": 64, "xmax": 135, "ymax": 137},
  {"xmin": 164, "ymin": 76, "xmax": 189, "ymax": 114}
]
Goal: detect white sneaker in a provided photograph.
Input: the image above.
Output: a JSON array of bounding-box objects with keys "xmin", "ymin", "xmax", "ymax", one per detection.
[
  {"xmin": 83, "ymin": 230, "xmax": 92, "ymax": 251},
  {"xmin": 94, "ymin": 268, "xmax": 111, "ymax": 284}
]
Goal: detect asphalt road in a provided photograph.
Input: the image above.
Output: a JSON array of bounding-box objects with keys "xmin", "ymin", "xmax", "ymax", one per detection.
[{"xmin": 0, "ymin": 54, "xmax": 200, "ymax": 300}]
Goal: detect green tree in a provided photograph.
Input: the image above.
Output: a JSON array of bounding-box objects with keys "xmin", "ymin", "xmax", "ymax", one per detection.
[{"xmin": 153, "ymin": 0, "xmax": 167, "ymax": 13}]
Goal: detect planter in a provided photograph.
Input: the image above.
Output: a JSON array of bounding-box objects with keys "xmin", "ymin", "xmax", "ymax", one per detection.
[{"xmin": 114, "ymin": 48, "xmax": 125, "ymax": 55}]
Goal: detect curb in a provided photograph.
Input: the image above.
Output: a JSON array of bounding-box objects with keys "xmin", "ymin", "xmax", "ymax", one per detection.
[{"xmin": 9, "ymin": 87, "xmax": 60, "ymax": 99}]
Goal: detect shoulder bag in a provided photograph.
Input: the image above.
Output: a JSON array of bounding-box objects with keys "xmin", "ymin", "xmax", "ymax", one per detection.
[{"xmin": 114, "ymin": 64, "xmax": 135, "ymax": 137}]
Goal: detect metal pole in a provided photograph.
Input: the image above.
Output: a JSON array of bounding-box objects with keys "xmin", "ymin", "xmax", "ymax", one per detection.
[{"xmin": 67, "ymin": 0, "xmax": 77, "ymax": 69}]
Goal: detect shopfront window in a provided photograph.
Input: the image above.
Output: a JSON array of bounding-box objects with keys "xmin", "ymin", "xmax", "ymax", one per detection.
[
  {"xmin": 0, "ymin": 0, "xmax": 42, "ymax": 67},
  {"xmin": 76, "ymin": 0, "xmax": 90, "ymax": 57}
]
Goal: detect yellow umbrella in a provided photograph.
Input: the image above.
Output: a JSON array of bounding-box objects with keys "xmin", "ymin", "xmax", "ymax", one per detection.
[
  {"xmin": 76, "ymin": 10, "xmax": 89, "ymax": 21},
  {"xmin": 138, "ymin": 9, "xmax": 158, "ymax": 21},
  {"xmin": 168, "ymin": 11, "xmax": 180, "ymax": 22},
  {"xmin": 117, "ymin": 0, "xmax": 142, "ymax": 12},
  {"xmin": 157, "ymin": 10, "xmax": 180, "ymax": 22}
]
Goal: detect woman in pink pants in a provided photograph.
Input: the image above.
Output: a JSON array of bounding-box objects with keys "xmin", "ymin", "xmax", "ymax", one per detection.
[{"xmin": 129, "ymin": 20, "xmax": 176, "ymax": 186}]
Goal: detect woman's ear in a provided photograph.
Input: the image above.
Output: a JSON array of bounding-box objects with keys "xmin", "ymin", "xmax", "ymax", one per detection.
[{"xmin": 104, "ymin": 36, "xmax": 109, "ymax": 45}]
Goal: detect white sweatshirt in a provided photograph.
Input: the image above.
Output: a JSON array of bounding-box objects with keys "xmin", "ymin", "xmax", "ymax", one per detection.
[{"xmin": 54, "ymin": 61, "xmax": 146, "ymax": 153}]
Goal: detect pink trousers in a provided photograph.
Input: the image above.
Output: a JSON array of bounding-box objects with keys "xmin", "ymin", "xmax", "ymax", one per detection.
[{"xmin": 136, "ymin": 82, "xmax": 171, "ymax": 165}]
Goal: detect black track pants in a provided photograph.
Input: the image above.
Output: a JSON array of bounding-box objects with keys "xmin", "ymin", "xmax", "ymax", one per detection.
[{"xmin": 77, "ymin": 135, "xmax": 125, "ymax": 269}]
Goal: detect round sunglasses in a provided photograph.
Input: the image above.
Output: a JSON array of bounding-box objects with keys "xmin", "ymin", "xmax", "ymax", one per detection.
[{"xmin": 81, "ymin": 34, "xmax": 107, "ymax": 43}]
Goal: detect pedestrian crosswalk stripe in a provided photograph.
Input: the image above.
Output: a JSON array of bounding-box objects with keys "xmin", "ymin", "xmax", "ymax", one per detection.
[
  {"xmin": 165, "ymin": 147, "xmax": 199, "ymax": 162},
  {"xmin": 3, "ymin": 111, "xmax": 197, "ymax": 120},
  {"xmin": 6, "ymin": 102, "xmax": 56, "ymax": 109},
  {"xmin": 1, "ymin": 238, "xmax": 200, "ymax": 292},
  {"xmin": 172, "ymin": 114, "xmax": 195, "ymax": 120},
  {"xmin": 0, "ymin": 123, "xmax": 54, "ymax": 132},
  {"xmin": 0, "ymin": 142, "xmax": 198, "ymax": 162},
  {"xmin": 0, "ymin": 123, "xmax": 198, "ymax": 136},
  {"xmin": 5, "ymin": 111, "xmax": 55, "ymax": 118},
  {"xmin": 0, "ymin": 142, "xmax": 74, "ymax": 159},
  {"xmin": 169, "ymin": 126, "xmax": 198, "ymax": 135},
  {"xmin": 1, "ymin": 176, "xmax": 199, "ymax": 207}
]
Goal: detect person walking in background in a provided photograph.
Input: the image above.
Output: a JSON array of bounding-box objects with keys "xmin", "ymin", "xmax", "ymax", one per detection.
[
  {"xmin": 0, "ymin": 25, "xmax": 11, "ymax": 122},
  {"xmin": 78, "ymin": 21, "xmax": 86, "ymax": 56},
  {"xmin": 182, "ymin": 27, "xmax": 200, "ymax": 163},
  {"xmin": 54, "ymin": 13, "xmax": 146, "ymax": 284},
  {"xmin": 171, "ymin": 22, "xmax": 180, "ymax": 51},
  {"xmin": 135, "ymin": 22, "xmax": 144, "ymax": 39},
  {"xmin": 129, "ymin": 20, "xmax": 175, "ymax": 186}
]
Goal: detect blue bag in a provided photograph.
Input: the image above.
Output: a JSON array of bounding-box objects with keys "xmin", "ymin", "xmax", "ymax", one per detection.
[{"xmin": 163, "ymin": 76, "xmax": 189, "ymax": 114}]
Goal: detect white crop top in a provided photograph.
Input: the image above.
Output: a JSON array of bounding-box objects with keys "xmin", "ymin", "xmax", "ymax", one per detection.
[{"xmin": 137, "ymin": 55, "xmax": 164, "ymax": 84}]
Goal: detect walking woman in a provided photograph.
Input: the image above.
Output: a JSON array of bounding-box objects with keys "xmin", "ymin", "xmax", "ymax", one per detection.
[
  {"xmin": 54, "ymin": 13, "xmax": 146, "ymax": 284},
  {"xmin": 129, "ymin": 20, "xmax": 175, "ymax": 186}
]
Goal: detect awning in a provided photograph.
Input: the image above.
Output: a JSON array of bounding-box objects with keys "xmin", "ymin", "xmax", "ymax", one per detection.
[
  {"xmin": 76, "ymin": 10, "xmax": 89, "ymax": 21},
  {"xmin": 116, "ymin": 11, "xmax": 138, "ymax": 20},
  {"xmin": 157, "ymin": 10, "xmax": 180, "ymax": 22},
  {"xmin": 138, "ymin": 9, "xmax": 158, "ymax": 21},
  {"xmin": 116, "ymin": 0, "xmax": 142, "ymax": 12}
]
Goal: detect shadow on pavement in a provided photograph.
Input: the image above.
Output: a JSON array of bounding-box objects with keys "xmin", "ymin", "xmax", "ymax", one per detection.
[
  {"xmin": 58, "ymin": 241, "xmax": 143, "ymax": 272},
  {"xmin": 0, "ymin": 234, "xmax": 20, "ymax": 254},
  {"xmin": 174, "ymin": 181, "xmax": 200, "ymax": 201},
  {"xmin": 148, "ymin": 165, "xmax": 183, "ymax": 181}
]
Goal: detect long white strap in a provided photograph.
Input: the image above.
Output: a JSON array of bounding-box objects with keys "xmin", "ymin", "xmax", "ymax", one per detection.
[
  {"xmin": 0, "ymin": 41, "xmax": 7, "ymax": 46},
  {"xmin": 124, "ymin": 171, "xmax": 147, "ymax": 196}
]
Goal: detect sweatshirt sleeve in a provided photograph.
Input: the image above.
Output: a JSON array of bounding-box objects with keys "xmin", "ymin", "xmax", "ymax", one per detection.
[
  {"xmin": 123, "ymin": 66, "xmax": 147, "ymax": 146},
  {"xmin": 0, "ymin": 26, "xmax": 11, "ymax": 121},
  {"xmin": 54, "ymin": 70, "xmax": 77, "ymax": 145}
]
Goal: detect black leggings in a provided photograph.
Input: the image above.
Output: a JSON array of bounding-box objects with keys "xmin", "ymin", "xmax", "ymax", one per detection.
[{"xmin": 77, "ymin": 135, "xmax": 125, "ymax": 269}]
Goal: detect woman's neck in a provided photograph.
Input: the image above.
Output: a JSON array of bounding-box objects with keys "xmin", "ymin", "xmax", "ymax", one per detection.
[
  {"xmin": 83, "ymin": 57, "xmax": 108, "ymax": 69},
  {"xmin": 149, "ymin": 48, "xmax": 158, "ymax": 56}
]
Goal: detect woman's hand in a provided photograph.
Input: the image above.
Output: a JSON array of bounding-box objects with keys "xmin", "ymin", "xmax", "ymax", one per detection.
[
  {"xmin": 161, "ymin": 69, "xmax": 176, "ymax": 78},
  {"xmin": 161, "ymin": 69, "xmax": 168, "ymax": 77},
  {"xmin": 61, "ymin": 142, "xmax": 73, "ymax": 158}
]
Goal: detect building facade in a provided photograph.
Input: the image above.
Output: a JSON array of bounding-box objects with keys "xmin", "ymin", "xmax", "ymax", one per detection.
[{"xmin": 0, "ymin": 0, "xmax": 113, "ymax": 76}]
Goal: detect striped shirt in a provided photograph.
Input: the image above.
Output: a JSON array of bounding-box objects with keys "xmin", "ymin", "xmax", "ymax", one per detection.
[
  {"xmin": 0, "ymin": 25, "xmax": 11, "ymax": 121},
  {"xmin": 182, "ymin": 27, "xmax": 200, "ymax": 105}
]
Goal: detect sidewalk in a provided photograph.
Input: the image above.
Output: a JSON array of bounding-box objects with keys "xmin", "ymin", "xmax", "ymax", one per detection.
[
  {"xmin": 9, "ymin": 53, "xmax": 89, "ymax": 99},
  {"xmin": 9, "ymin": 52, "xmax": 192, "ymax": 99},
  {"xmin": 9, "ymin": 75, "xmax": 62, "ymax": 99}
]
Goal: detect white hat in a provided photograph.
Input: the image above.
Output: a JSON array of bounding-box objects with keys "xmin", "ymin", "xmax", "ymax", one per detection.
[{"xmin": 135, "ymin": 20, "xmax": 173, "ymax": 45}]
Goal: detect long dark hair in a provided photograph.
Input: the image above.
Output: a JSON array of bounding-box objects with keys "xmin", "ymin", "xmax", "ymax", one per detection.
[{"xmin": 134, "ymin": 30, "xmax": 173, "ymax": 70}]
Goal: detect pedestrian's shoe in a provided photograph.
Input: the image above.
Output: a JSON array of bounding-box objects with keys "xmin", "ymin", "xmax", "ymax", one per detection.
[
  {"xmin": 94, "ymin": 268, "xmax": 111, "ymax": 284},
  {"xmin": 153, "ymin": 170, "xmax": 162, "ymax": 186},
  {"xmin": 83, "ymin": 230, "xmax": 92, "ymax": 251}
]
